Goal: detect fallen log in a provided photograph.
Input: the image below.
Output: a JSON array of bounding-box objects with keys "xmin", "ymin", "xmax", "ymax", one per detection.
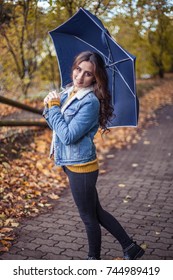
[
  {"xmin": 0, "ymin": 96, "xmax": 43, "ymax": 115},
  {"xmin": 0, "ymin": 120, "xmax": 47, "ymax": 127}
]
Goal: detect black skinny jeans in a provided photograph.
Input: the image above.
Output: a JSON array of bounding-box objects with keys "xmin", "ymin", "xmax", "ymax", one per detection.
[{"xmin": 64, "ymin": 167, "xmax": 132, "ymax": 259}]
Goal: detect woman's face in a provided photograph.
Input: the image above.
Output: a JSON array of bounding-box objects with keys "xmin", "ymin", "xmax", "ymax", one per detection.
[{"xmin": 72, "ymin": 61, "xmax": 95, "ymax": 90}]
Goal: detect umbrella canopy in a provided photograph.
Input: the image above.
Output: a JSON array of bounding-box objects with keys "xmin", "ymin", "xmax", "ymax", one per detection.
[{"xmin": 49, "ymin": 8, "xmax": 139, "ymax": 127}]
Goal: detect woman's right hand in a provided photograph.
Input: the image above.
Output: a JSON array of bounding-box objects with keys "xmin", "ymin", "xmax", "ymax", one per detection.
[{"xmin": 44, "ymin": 90, "xmax": 60, "ymax": 106}]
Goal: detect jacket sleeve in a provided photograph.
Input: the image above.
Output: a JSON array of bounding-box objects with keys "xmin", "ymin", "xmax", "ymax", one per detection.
[
  {"xmin": 43, "ymin": 97, "xmax": 100, "ymax": 145},
  {"xmin": 42, "ymin": 106, "xmax": 53, "ymax": 130}
]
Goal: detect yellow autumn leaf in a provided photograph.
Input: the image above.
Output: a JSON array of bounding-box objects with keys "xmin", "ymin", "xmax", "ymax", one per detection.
[
  {"xmin": 38, "ymin": 203, "xmax": 45, "ymax": 207},
  {"xmin": 45, "ymin": 204, "xmax": 52, "ymax": 207},
  {"xmin": 100, "ymin": 169, "xmax": 106, "ymax": 174},
  {"xmin": 106, "ymin": 154, "xmax": 115, "ymax": 158},
  {"xmin": 0, "ymin": 213, "xmax": 6, "ymax": 220},
  {"xmin": 11, "ymin": 149, "xmax": 17, "ymax": 154},
  {"xmin": 2, "ymin": 162, "xmax": 11, "ymax": 169},
  {"xmin": 1, "ymin": 240, "xmax": 11, "ymax": 247},
  {"xmin": 132, "ymin": 163, "xmax": 138, "ymax": 167},
  {"xmin": 143, "ymin": 140, "xmax": 150, "ymax": 145},
  {"xmin": 42, "ymin": 169, "xmax": 51, "ymax": 176},
  {"xmin": 48, "ymin": 193, "xmax": 59, "ymax": 200},
  {"xmin": 141, "ymin": 243, "xmax": 148, "ymax": 250},
  {"xmin": 118, "ymin": 184, "xmax": 126, "ymax": 188},
  {"xmin": 35, "ymin": 140, "xmax": 47, "ymax": 153},
  {"xmin": 125, "ymin": 195, "xmax": 131, "ymax": 199},
  {"xmin": 4, "ymin": 237, "xmax": 15, "ymax": 241},
  {"xmin": 4, "ymin": 218, "xmax": 14, "ymax": 226},
  {"xmin": 11, "ymin": 222, "xmax": 19, "ymax": 227},
  {"xmin": 36, "ymin": 160, "xmax": 44, "ymax": 170}
]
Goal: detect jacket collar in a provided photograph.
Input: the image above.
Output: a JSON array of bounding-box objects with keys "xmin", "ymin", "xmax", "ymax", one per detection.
[
  {"xmin": 63, "ymin": 85, "xmax": 93, "ymax": 98},
  {"xmin": 61, "ymin": 85, "xmax": 94, "ymax": 114}
]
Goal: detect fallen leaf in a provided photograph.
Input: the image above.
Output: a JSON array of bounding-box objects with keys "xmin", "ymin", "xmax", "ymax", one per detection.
[
  {"xmin": 125, "ymin": 195, "xmax": 131, "ymax": 199},
  {"xmin": 141, "ymin": 243, "xmax": 148, "ymax": 250},
  {"xmin": 113, "ymin": 257, "xmax": 125, "ymax": 260},
  {"xmin": 118, "ymin": 184, "xmax": 126, "ymax": 188},
  {"xmin": 132, "ymin": 163, "xmax": 138, "ymax": 167},
  {"xmin": 2, "ymin": 162, "xmax": 11, "ymax": 169},
  {"xmin": 0, "ymin": 228, "xmax": 13, "ymax": 233},
  {"xmin": 106, "ymin": 154, "xmax": 115, "ymax": 158},
  {"xmin": 100, "ymin": 169, "xmax": 106, "ymax": 174},
  {"xmin": 0, "ymin": 247, "xmax": 9, "ymax": 252},
  {"xmin": 48, "ymin": 193, "xmax": 59, "ymax": 200},
  {"xmin": 143, "ymin": 140, "xmax": 150, "ymax": 145},
  {"xmin": 11, "ymin": 222, "xmax": 19, "ymax": 228}
]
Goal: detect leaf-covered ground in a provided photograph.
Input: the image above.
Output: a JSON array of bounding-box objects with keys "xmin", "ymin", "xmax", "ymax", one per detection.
[{"xmin": 0, "ymin": 74, "xmax": 173, "ymax": 253}]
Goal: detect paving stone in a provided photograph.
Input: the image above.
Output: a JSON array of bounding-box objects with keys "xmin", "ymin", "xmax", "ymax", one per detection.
[
  {"xmin": 153, "ymin": 249, "xmax": 173, "ymax": 259},
  {"xmin": 49, "ymin": 235, "xmax": 76, "ymax": 243},
  {"xmin": 38, "ymin": 245, "xmax": 65, "ymax": 255},
  {"xmin": 0, "ymin": 254, "xmax": 28, "ymax": 260},
  {"xmin": 19, "ymin": 230, "xmax": 53, "ymax": 239},
  {"xmin": 42, "ymin": 253, "xmax": 69, "ymax": 260},
  {"xmin": 32, "ymin": 238, "xmax": 59, "ymax": 247},
  {"xmin": 66, "ymin": 230, "xmax": 86, "ymax": 238},
  {"xmin": 24, "ymin": 225, "xmax": 47, "ymax": 232},
  {"xmin": 55, "ymin": 241, "xmax": 83, "ymax": 251},
  {"xmin": 62, "ymin": 249, "xmax": 85, "ymax": 259},
  {"xmin": 44, "ymin": 228, "xmax": 70, "ymax": 235},
  {"xmin": 19, "ymin": 249, "xmax": 46, "ymax": 259},
  {"xmin": 12, "ymin": 241, "xmax": 40, "ymax": 251}
]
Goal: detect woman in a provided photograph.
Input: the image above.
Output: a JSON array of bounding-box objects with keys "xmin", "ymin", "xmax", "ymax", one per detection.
[{"xmin": 43, "ymin": 51, "xmax": 144, "ymax": 260}]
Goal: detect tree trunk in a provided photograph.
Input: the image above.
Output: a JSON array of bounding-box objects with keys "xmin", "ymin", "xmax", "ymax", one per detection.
[
  {"xmin": 0, "ymin": 120, "xmax": 47, "ymax": 127},
  {"xmin": 0, "ymin": 96, "xmax": 43, "ymax": 115}
]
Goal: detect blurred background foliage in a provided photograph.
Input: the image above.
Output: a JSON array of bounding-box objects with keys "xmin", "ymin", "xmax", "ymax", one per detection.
[{"xmin": 0, "ymin": 0, "xmax": 172, "ymax": 99}]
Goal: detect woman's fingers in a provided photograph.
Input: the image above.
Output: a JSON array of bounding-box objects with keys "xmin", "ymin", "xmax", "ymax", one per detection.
[{"xmin": 44, "ymin": 90, "xmax": 60, "ymax": 105}]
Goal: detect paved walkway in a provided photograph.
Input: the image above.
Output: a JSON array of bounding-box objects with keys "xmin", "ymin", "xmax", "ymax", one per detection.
[{"xmin": 1, "ymin": 105, "xmax": 173, "ymax": 260}]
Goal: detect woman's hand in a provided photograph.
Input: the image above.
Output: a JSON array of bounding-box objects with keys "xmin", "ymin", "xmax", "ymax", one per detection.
[{"xmin": 44, "ymin": 90, "xmax": 60, "ymax": 106}]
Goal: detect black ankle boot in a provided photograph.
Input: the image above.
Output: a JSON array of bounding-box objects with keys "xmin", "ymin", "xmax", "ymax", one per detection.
[
  {"xmin": 123, "ymin": 242, "xmax": 145, "ymax": 260},
  {"xmin": 86, "ymin": 256, "xmax": 101, "ymax": 260}
]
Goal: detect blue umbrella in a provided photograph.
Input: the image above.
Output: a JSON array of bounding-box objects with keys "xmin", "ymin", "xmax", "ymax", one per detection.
[{"xmin": 49, "ymin": 8, "xmax": 139, "ymax": 127}]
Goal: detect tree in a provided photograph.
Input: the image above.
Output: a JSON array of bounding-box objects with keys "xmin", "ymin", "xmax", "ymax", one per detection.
[
  {"xmin": 105, "ymin": 0, "xmax": 151, "ymax": 78},
  {"xmin": 105, "ymin": 0, "xmax": 173, "ymax": 78},
  {"xmin": 146, "ymin": 0, "xmax": 173, "ymax": 78},
  {"xmin": 0, "ymin": 0, "xmax": 48, "ymax": 96},
  {"xmin": 0, "ymin": 0, "xmax": 115, "ymax": 97},
  {"xmin": 48, "ymin": 0, "xmax": 115, "ymax": 17}
]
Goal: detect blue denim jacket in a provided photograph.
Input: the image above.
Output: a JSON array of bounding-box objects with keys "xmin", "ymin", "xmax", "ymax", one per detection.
[{"xmin": 43, "ymin": 86, "xmax": 100, "ymax": 166}]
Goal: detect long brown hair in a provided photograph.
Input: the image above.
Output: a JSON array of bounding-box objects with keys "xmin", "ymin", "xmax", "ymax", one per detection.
[{"xmin": 72, "ymin": 51, "xmax": 114, "ymax": 132}]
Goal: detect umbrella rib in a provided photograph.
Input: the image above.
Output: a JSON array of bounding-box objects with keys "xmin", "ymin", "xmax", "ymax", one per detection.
[
  {"xmin": 81, "ymin": 8, "xmax": 134, "ymax": 61},
  {"xmin": 115, "ymin": 67, "xmax": 136, "ymax": 98},
  {"xmin": 107, "ymin": 58, "xmax": 131, "ymax": 67},
  {"xmin": 73, "ymin": 36, "xmax": 113, "ymax": 63}
]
